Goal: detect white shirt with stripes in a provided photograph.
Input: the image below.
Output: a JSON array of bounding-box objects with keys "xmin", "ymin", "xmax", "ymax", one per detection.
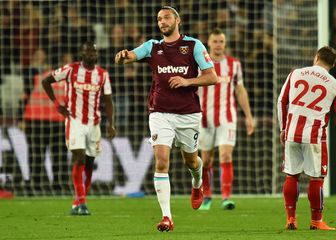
[
  {"xmin": 277, "ymin": 65, "xmax": 336, "ymax": 144},
  {"xmin": 52, "ymin": 62, "xmax": 112, "ymax": 125},
  {"xmin": 198, "ymin": 56, "xmax": 243, "ymax": 128}
]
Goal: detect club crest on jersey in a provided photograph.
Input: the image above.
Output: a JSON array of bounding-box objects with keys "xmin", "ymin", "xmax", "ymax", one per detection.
[
  {"xmin": 152, "ymin": 134, "xmax": 158, "ymax": 141},
  {"xmin": 179, "ymin": 46, "xmax": 189, "ymax": 55}
]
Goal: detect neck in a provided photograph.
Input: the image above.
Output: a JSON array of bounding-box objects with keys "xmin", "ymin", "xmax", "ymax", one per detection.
[
  {"xmin": 163, "ymin": 31, "xmax": 180, "ymax": 43},
  {"xmin": 210, "ymin": 53, "xmax": 225, "ymax": 62},
  {"xmin": 315, "ymin": 62, "xmax": 330, "ymax": 71},
  {"xmin": 82, "ymin": 62, "xmax": 95, "ymax": 70}
]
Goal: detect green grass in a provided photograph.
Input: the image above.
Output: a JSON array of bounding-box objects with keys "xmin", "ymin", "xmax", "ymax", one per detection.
[{"xmin": 0, "ymin": 196, "xmax": 335, "ymax": 240}]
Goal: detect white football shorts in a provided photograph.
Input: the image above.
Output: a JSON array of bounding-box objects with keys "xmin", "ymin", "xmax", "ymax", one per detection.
[
  {"xmin": 283, "ymin": 141, "xmax": 328, "ymax": 177},
  {"xmin": 65, "ymin": 117, "xmax": 102, "ymax": 157},
  {"xmin": 148, "ymin": 112, "xmax": 202, "ymax": 153},
  {"xmin": 199, "ymin": 123, "xmax": 236, "ymax": 151}
]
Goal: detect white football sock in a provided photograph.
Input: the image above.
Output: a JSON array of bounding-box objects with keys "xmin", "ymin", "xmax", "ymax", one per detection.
[
  {"xmin": 154, "ymin": 172, "xmax": 171, "ymax": 219},
  {"xmin": 188, "ymin": 156, "xmax": 203, "ymax": 189}
]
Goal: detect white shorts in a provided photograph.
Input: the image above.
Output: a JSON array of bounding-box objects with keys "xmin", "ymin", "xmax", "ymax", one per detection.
[
  {"xmin": 199, "ymin": 123, "xmax": 236, "ymax": 151},
  {"xmin": 283, "ymin": 141, "xmax": 328, "ymax": 177},
  {"xmin": 148, "ymin": 112, "xmax": 202, "ymax": 153},
  {"xmin": 65, "ymin": 117, "xmax": 102, "ymax": 157}
]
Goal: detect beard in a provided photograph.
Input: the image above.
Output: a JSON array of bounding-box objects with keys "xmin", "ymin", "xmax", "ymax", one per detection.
[
  {"xmin": 160, "ymin": 22, "xmax": 176, "ymax": 37},
  {"xmin": 83, "ymin": 56, "xmax": 97, "ymax": 65}
]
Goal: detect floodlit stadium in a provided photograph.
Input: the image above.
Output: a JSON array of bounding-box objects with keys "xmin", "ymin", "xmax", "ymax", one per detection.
[{"xmin": 0, "ymin": 0, "xmax": 336, "ymax": 239}]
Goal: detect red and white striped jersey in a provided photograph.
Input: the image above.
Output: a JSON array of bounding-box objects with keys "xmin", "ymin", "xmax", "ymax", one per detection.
[
  {"xmin": 52, "ymin": 62, "xmax": 112, "ymax": 125},
  {"xmin": 198, "ymin": 56, "xmax": 243, "ymax": 128},
  {"xmin": 277, "ymin": 65, "xmax": 336, "ymax": 144}
]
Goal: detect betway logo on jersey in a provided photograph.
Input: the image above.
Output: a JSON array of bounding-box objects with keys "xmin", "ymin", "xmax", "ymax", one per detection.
[
  {"xmin": 74, "ymin": 81, "xmax": 100, "ymax": 92},
  {"xmin": 157, "ymin": 65, "xmax": 189, "ymax": 75}
]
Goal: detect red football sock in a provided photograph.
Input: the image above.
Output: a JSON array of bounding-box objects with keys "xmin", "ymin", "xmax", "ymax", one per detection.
[
  {"xmin": 202, "ymin": 166, "xmax": 212, "ymax": 198},
  {"xmin": 84, "ymin": 164, "xmax": 93, "ymax": 195},
  {"xmin": 308, "ymin": 179, "xmax": 324, "ymax": 221},
  {"xmin": 221, "ymin": 162, "xmax": 233, "ymax": 199},
  {"xmin": 72, "ymin": 163, "xmax": 85, "ymax": 205},
  {"xmin": 283, "ymin": 175, "xmax": 299, "ymax": 219}
]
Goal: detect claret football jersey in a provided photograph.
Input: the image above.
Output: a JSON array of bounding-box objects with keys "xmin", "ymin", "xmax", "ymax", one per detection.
[{"xmin": 133, "ymin": 35, "xmax": 214, "ymax": 114}]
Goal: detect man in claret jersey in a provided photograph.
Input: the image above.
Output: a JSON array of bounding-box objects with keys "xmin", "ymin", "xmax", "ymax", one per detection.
[
  {"xmin": 42, "ymin": 42, "xmax": 116, "ymax": 215},
  {"xmin": 278, "ymin": 46, "xmax": 336, "ymax": 230},
  {"xmin": 115, "ymin": 6, "xmax": 217, "ymax": 232},
  {"xmin": 198, "ymin": 28, "xmax": 254, "ymax": 211}
]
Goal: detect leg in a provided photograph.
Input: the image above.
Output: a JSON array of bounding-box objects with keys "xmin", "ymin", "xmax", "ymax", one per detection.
[
  {"xmin": 182, "ymin": 150, "xmax": 203, "ymax": 209},
  {"xmin": 201, "ymin": 149, "xmax": 214, "ymax": 198},
  {"xmin": 198, "ymin": 125, "xmax": 215, "ymax": 210},
  {"xmin": 308, "ymin": 177, "xmax": 323, "ymax": 221},
  {"xmin": 304, "ymin": 141, "xmax": 334, "ymax": 230},
  {"xmin": 308, "ymin": 177, "xmax": 335, "ymax": 230},
  {"xmin": 283, "ymin": 174, "xmax": 299, "ymax": 229},
  {"xmin": 71, "ymin": 149, "xmax": 86, "ymax": 209},
  {"xmin": 154, "ymin": 145, "xmax": 174, "ymax": 231},
  {"xmin": 84, "ymin": 156, "xmax": 95, "ymax": 195},
  {"xmin": 218, "ymin": 145, "xmax": 235, "ymax": 209},
  {"xmin": 199, "ymin": 149, "xmax": 214, "ymax": 210}
]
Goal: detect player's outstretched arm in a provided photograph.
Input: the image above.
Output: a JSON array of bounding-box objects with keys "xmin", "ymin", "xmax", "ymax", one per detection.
[
  {"xmin": 42, "ymin": 75, "xmax": 69, "ymax": 117},
  {"xmin": 103, "ymin": 94, "xmax": 116, "ymax": 139},
  {"xmin": 236, "ymin": 84, "xmax": 254, "ymax": 135},
  {"xmin": 115, "ymin": 50, "xmax": 137, "ymax": 65}
]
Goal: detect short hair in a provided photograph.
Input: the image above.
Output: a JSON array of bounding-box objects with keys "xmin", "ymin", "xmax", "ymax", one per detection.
[
  {"xmin": 81, "ymin": 42, "xmax": 97, "ymax": 53},
  {"xmin": 160, "ymin": 6, "xmax": 179, "ymax": 18},
  {"xmin": 209, "ymin": 28, "xmax": 224, "ymax": 36},
  {"xmin": 316, "ymin": 46, "xmax": 336, "ymax": 67}
]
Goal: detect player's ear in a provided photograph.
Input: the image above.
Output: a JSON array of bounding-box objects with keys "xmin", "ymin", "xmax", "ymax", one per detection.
[{"xmin": 176, "ymin": 16, "xmax": 181, "ymax": 25}]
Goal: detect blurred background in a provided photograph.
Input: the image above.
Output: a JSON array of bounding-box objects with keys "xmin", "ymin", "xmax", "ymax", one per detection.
[{"xmin": 0, "ymin": 0, "xmax": 335, "ymax": 197}]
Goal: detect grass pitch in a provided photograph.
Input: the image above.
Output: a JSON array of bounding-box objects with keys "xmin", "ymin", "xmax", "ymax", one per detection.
[{"xmin": 0, "ymin": 196, "xmax": 335, "ymax": 240}]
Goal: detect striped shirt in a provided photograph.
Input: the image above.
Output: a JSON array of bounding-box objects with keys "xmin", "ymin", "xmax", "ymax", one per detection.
[
  {"xmin": 198, "ymin": 56, "xmax": 243, "ymax": 128},
  {"xmin": 277, "ymin": 65, "xmax": 336, "ymax": 144},
  {"xmin": 52, "ymin": 62, "xmax": 112, "ymax": 125}
]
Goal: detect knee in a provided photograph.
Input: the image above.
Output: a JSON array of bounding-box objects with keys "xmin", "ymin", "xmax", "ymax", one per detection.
[
  {"xmin": 202, "ymin": 158, "xmax": 212, "ymax": 168},
  {"xmin": 220, "ymin": 152, "xmax": 232, "ymax": 163},
  {"xmin": 155, "ymin": 160, "xmax": 169, "ymax": 172},
  {"xmin": 185, "ymin": 157, "xmax": 198, "ymax": 169},
  {"xmin": 155, "ymin": 155, "xmax": 169, "ymax": 172},
  {"xmin": 72, "ymin": 150, "xmax": 86, "ymax": 164}
]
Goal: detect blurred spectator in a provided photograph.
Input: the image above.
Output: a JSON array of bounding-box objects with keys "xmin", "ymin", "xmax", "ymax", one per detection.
[
  {"xmin": 42, "ymin": 4, "xmax": 68, "ymax": 67},
  {"xmin": 16, "ymin": 2, "xmax": 43, "ymax": 67},
  {"xmin": 126, "ymin": 24, "xmax": 146, "ymax": 47},
  {"xmin": 23, "ymin": 49, "xmax": 68, "ymax": 195},
  {"xmin": 191, "ymin": 21, "xmax": 208, "ymax": 45},
  {"xmin": 99, "ymin": 24, "xmax": 126, "ymax": 68},
  {"xmin": 62, "ymin": 6, "xmax": 95, "ymax": 57}
]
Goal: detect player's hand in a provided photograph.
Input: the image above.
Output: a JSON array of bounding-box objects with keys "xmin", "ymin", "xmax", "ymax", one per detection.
[
  {"xmin": 280, "ymin": 131, "xmax": 285, "ymax": 145},
  {"xmin": 17, "ymin": 121, "xmax": 26, "ymax": 131},
  {"xmin": 168, "ymin": 76, "xmax": 190, "ymax": 88},
  {"xmin": 57, "ymin": 105, "xmax": 70, "ymax": 118},
  {"xmin": 107, "ymin": 124, "xmax": 116, "ymax": 139},
  {"xmin": 115, "ymin": 50, "xmax": 130, "ymax": 65},
  {"xmin": 245, "ymin": 116, "xmax": 254, "ymax": 135}
]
